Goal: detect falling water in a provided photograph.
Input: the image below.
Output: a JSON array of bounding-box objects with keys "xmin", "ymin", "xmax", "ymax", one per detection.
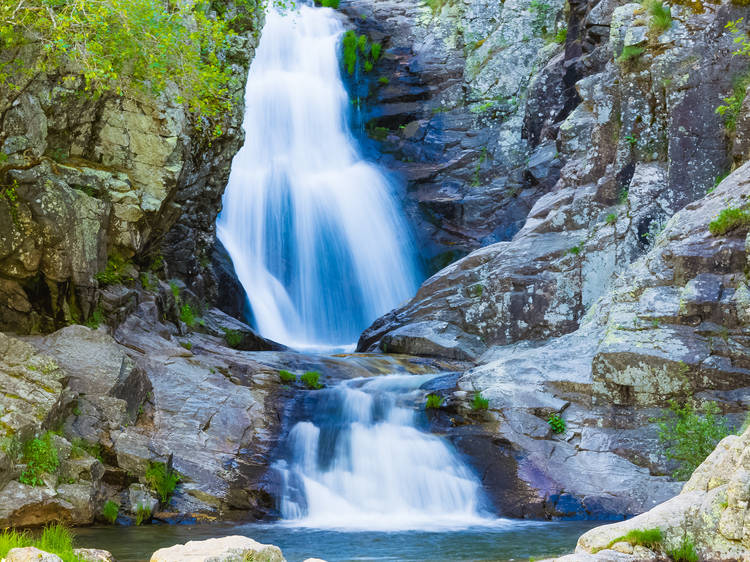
[
  {"xmin": 217, "ymin": 5, "xmax": 420, "ymax": 351},
  {"xmin": 274, "ymin": 375, "xmax": 494, "ymax": 530}
]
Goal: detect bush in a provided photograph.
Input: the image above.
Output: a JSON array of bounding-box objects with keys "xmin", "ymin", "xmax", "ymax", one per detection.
[
  {"xmin": 548, "ymin": 413, "xmax": 566, "ymax": 434},
  {"xmin": 278, "ymin": 369, "xmax": 297, "ymax": 384},
  {"xmin": 654, "ymin": 400, "xmax": 731, "ymax": 480},
  {"xmin": 472, "ymin": 392, "xmax": 489, "ymax": 411},
  {"xmin": 668, "ymin": 535, "xmax": 699, "ymax": 562},
  {"xmin": 708, "ymin": 206, "xmax": 750, "ymax": 236},
  {"xmin": 0, "ymin": 0, "xmax": 261, "ymax": 138},
  {"xmin": 102, "ymin": 500, "xmax": 119, "ymax": 524},
  {"xmin": 425, "ymin": 394, "xmax": 445, "ymax": 409},
  {"xmin": 145, "ymin": 461, "xmax": 180, "ymax": 504},
  {"xmin": 19, "ymin": 432, "xmax": 59, "ymax": 487},
  {"xmin": 301, "ymin": 370, "xmax": 323, "ymax": 389},
  {"xmin": 223, "ymin": 328, "xmax": 243, "ymax": 348}
]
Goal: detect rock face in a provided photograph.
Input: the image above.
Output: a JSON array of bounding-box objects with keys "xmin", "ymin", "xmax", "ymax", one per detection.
[
  {"xmin": 150, "ymin": 536, "xmax": 285, "ymax": 562},
  {"xmin": 0, "ymin": 1, "xmax": 262, "ymax": 334},
  {"xmin": 573, "ymin": 426, "xmax": 750, "ymax": 560}
]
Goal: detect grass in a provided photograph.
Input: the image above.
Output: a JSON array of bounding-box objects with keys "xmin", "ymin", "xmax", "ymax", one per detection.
[
  {"xmin": 0, "ymin": 524, "xmax": 81, "ymax": 561},
  {"xmin": 618, "ymin": 45, "xmax": 645, "ymax": 63},
  {"xmin": 708, "ymin": 206, "xmax": 750, "ymax": 236},
  {"xmin": 19, "ymin": 432, "xmax": 59, "ymax": 487},
  {"xmin": 180, "ymin": 303, "xmax": 197, "ymax": 328},
  {"xmin": 605, "ymin": 212, "xmax": 617, "ymax": 225},
  {"xmin": 145, "ymin": 461, "xmax": 180, "ymax": 504},
  {"xmin": 668, "ymin": 535, "xmax": 699, "ymax": 562},
  {"xmin": 301, "ymin": 370, "xmax": 324, "ymax": 390},
  {"xmin": 425, "ymin": 394, "xmax": 445, "ymax": 409},
  {"xmin": 135, "ymin": 503, "xmax": 152, "ymax": 526},
  {"xmin": 596, "ymin": 528, "xmax": 663, "ymax": 552},
  {"xmin": 314, "ymin": 0, "xmax": 340, "ymax": 6},
  {"xmin": 548, "ymin": 413, "xmax": 566, "ymax": 434},
  {"xmin": 643, "ymin": 0, "xmax": 672, "ymax": 32},
  {"xmin": 278, "ymin": 370, "xmax": 297, "ymax": 384},
  {"xmin": 472, "ymin": 392, "xmax": 489, "ymax": 411},
  {"xmin": 223, "ymin": 328, "xmax": 243, "ymax": 348},
  {"xmin": 179, "ymin": 341, "xmax": 193, "ymax": 351},
  {"xmin": 102, "ymin": 500, "xmax": 119, "ymax": 524}
]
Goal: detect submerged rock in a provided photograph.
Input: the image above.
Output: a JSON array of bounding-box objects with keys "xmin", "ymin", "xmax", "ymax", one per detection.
[{"xmin": 149, "ymin": 536, "xmax": 284, "ymax": 562}]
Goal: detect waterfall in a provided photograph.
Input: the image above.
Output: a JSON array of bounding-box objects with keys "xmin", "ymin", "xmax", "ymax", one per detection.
[
  {"xmin": 274, "ymin": 375, "xmax": 494, "ymax": 530},
  {"xmin": 217, "ymin": 5, "xmax": 420, "ymax": 351}
]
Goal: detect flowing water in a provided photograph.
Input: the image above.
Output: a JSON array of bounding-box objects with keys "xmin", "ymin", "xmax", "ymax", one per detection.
[
  {"xmin": 216, "ymin": 5, "xmax": 420, "ymax": 351},
  {"xmin": 274, "ymin": 374, "xmax": 492, "ymax": 530}
]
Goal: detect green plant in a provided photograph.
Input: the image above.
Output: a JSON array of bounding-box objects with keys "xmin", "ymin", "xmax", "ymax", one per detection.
[
  {"xmin": 341, "ymin": 30, "xmax": 380, "ymax": 75},
  {"xmin": 547, "ymin": 413, "xmax": 566, "ymax": 433},
  {"xmin": 371, "ymin": 42, "xmax": 382, "ymax": 61},
  {"xmin": 1, "ymin": 180, "xmax": 20, "ymax": 227},
  {"xmin": 85, "ymin": 306, "xmax": 104, "ymax": 329},
  {"xmin": 667, "ymin": 535, "xmax": 698, "ymax": 562},
  {"xmin": 605, "ymin": 212, "xmax": 617, "ymax": 225},
  {"xmin": 102, "ymin": 500, "xmax": 119, "ymax": 524},
  {"xmin": 223, "ymin": 328, "xmax": 243, "ymax": 348},
  {"xmin": 709, "ymin": 206, "xmax": 750, "ymax": 236},
  {"xmin": 568, "ymin": 241, "xmax": 584, "ymax": 255},
  {"xmin": 654, "ymin": 400, "xmax": 731, "ymax": 479},
  {"xmin": 135, "ymin": 503, "xmax": 152, "ymax": 526},
  {"xmin": 72, "ymin": 404, "xmax": 82, "ymax": 416},
  {"xmin": 169, "ymin": 281, "xmax": 181, "ymax": 300},
  {"xmin": 145, "ymin": 461, "xmax": 180, "ymax": 504},
  {"xmin": 554, "ymin": 27, "xmax": 567, "ymax": 44},
  {"xmin": 278, "ymin": 370, "xmax": 297, "ymax": 384},
  {"xmin": 643, "ymin": 0, "xmax": 671, "ymax": 32},
  {"xmin": 378, "ymin": 76, "xmax": 390, "ymax": 84},
  {"xmin": 70, "ymin": 438, "xmax": 103, "ymax": 462},
  {"xmin": 472, "ymin": 392, "xmax": 489, "ymax": 411},
  {"xmin": 301, "ymin": 370, "xmax": 323, "ymax": 390},
  {"xmin": 715, "ymin": 71, "xmax": 750, "ymax": 132},
  {"xmin": 624, "ymin": 133, "xmax": 637, "ymax": 146},
  {"xmin": 596, "ymin": 528, "xmax": 663, "ymax": 552},
  {"xmin": 0, "ymin": 528, "xmax": 28, "ymax": 558},
  {"xmin": 425, "ymin": 394, "xmax": 445, "ymax": 409},
  {"xmin": 139, "ymin": 272, "xmax": 157, "ymax": 291},
  {"xmin": 179, "ymin": 341, "xmax": 193, "ymax": 350},
  {"xmin": 180, "ymin": 303, "xmax": 197, "ymax": 327},
  {"xmin": 19, "ymin": 432, "xmax": 59, "ymax": 487},
  {"xmin": 314, "ymin": 0, "xmax": 340, "ymax": 6},
  {"xmin": 618, "ymin": 45, "xmax": 645, "ymax": 63},
  {"xmin": 35, "ymin": 524, "xmax": 79, "ymax": 562},
  {"xmin": 95, "ymin": 254, "xmax": 134, "ymax": 286}
]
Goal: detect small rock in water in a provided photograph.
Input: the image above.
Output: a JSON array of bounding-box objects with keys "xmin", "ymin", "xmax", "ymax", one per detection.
[
  {"xmin": 74, "ymin": 548, "xmax": 117, "ymax": 561},
  {"xmin": 6, "ymin": 547, "xmax": 63, "ymax": 562},
  {"xmin": 149, "ymin": 535, "xmax": 285, "ymax": 562}
]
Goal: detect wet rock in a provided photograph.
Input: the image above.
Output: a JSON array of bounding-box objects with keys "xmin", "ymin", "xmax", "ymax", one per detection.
[
  {"xmin": 380, "ymin": 320, "xmax": 487, "ymax": 361},
  {"xmin": 199, "ymin": 308, "xmax": 285, "ymax": 351},
  {"xmin": 149, "ymin": 536, "xmax": 284, "ymax": 562}
]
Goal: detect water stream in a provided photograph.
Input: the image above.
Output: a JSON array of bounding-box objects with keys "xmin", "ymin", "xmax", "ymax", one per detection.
[{"xmin": 216, "ymin": 5, "xmax": 420, "ymax": 351}]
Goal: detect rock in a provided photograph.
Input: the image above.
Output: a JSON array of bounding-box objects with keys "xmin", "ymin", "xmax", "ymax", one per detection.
[
  {"xmin": 380, "ymin": 320, "xmax": 487, "ymax": 361},
  {"xmin": 575, "ymin": 427, "xmax": 750, "ymax": 560},
  {"xmin": 198, "ymin": 308, "xmax": 285, "ymax": 351},
  {"xmin": 6, "ymin": 547, "xmax": 63, "ymax": 562},
  {"xmin": 149, "ymin": 536, "xmax": 284, "ymax": 562},
  {"xmin": 127, "ymin": 483, "xmax": 159, "ymax": 516},
  {"xmin": 73, "ymin": 549, "xmax": 117, "ymax": 562}
]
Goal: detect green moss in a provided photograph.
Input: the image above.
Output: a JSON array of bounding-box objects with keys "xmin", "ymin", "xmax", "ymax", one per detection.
[
  {"xmin": 85, "ymin": 306, "xmax": 104, "ymax": 329},
  {"xmin": 709, "ymin": 206, "xmax": 750, "ymax": 236},
  {"xmin": 378, "ymin": 76, "xmax": 390, "ymax": 84},
  {"xmin": 425, "ymin": 394, "xmax": 445, "ymax": 409},
  {"xmin": 301, "ymin": 370, "xmax": 323, "ymax": 390},
  {"xmin": 314, "ymin": 0, "xmax": 340, "ymax": 7},
  {"xmin": 278, "ymin": 370, "xmax": 297, "ymax": 384},
  {"xmin": 145, "ymin": 461, "xmax": 180, "ymax": 504},
  {"xmin": 179, "ymin": 303, "xmax": 197, "ymax": 327}
]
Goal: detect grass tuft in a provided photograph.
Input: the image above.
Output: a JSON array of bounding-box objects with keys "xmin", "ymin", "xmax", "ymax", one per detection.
[
  {"xmin": 667, "ymin": 535, "xmax": 699, "ymax": 562},
  {"xmin": 472, "ymin": 392, "xmax": 489, "ymax": 411},
  {"xmin": 618, "ymin": 45, "xmax": 645, "ymax": 63},
  {"xmin": 145, "ymin": 461, "xmax": 180, "ymax": 504},
  {"xmin": 425, "ymin": 394, "xmax": 445, "ymax": 409},
  {"xmin": 709, "ymin": 206, "xmax": 750, "ymax": 236},
  {"xmin": 279, "ymin": 370, "xmax": 297, "ymax": 384},
  {"xmin": 301, "ymin": 370, "xmax": 323, "ymax": 390},
  {"xmin": 102, "ymin": 500, "xmax": 119, "ymax": 524}
]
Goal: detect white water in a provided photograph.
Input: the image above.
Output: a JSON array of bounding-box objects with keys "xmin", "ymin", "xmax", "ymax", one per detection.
[
  {"xmin": 275, "ymin": 375, "xmax": 496, "ymax": 530},
  {"xmin": 217, "ymin": 6, "xmax": 420, "ymax": 351}
]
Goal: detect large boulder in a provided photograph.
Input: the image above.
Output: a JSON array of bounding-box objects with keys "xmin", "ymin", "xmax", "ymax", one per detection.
[{"xmin": 150, "ymin": 536, "xmax": 285, "ymax": 562}]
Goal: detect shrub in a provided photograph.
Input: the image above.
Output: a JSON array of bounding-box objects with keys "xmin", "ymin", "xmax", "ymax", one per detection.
[
  {"xmin": 278, "ymin": 370, "xmax": 297, "ymax": 384},
  {"xmin": 654, "ymin": 400, "xmax": 731, "ymax": 480},
  {"xmin": 0, "ymin": 0, "xmax": 261, "ymax": 139},
  {"xmin": 301, "ymin": 370, "xmax": 323, "ymax": 389},
  {"xmin": 223, "ymin": 328, "xmax": 243, "ymax": 348},
  {"xmin": 102, "ymin": 500, "xmax": 119, "ymax": 524},
  {"xmin": 708, "ymin": 206, "xmax": 750, "ymax": 236},
  {"xmin": 618, "ymin": 45, "xmax": 645, "ymax": 62},
  {"xmin": 135, "ymin": 503, "xmax": 152, "ymax": 526},
  {"xmin": 472, "ymin": 392, "xmax": 489, "ymax": 411},
  {"xmin": 145, "ymin": 461, "xmax": 180, "ymax": 504},
  {"xmin": 668, "ymin": 535, "xmax": 699, "ymax": 562},
  {"xmin": 605, "ymin": 212, "xmax": 617, "ymax": 225},
  {"xmin": 425, "ymin": 394, "xmax": 445, "ymax": 409},
  {"xmin": 548, "ymin": 413, "xmax": 566, "ymax": 434},
  {"xmin": 19, "ymin": 432, "xmax": 59, "ymax": 487}
]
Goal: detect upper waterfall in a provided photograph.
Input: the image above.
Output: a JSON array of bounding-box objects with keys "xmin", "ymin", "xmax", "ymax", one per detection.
[{"xmin": 217, "ymin": 5, "xmax": 420, "ymax": 351}]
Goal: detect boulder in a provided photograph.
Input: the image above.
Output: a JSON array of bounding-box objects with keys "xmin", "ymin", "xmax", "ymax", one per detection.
[
  {"xmin": 149, "ymin": 536, "xmax": 284, "ymax": 562},
  {"xmin": 6, "ymin": 548, "xmax": 63, "ymax": 562},
  {"xmin": 73, "ymin": 549, "xmax": 117, "ymax": 562},
  {"xmin": 380, "ymin": 321, "xmax": 487, "ymax": 361}
]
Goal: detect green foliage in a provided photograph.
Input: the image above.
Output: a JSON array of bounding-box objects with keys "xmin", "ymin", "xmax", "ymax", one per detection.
[
  {"xmin": 1, "ymin": 180, "xmax": 20, "ymax": 226},
  {"xmin": 378, "ymin": 76, "xmax": 390, "ymax": 84},
  {"xmin": 618, "ymin": 45, "xmax": 645, "ymax": 63},
  {"xmin": 654, "ymin": 400, "xmax": 731, "ymax": 480},
  {"xmin": 642, "ymin": 0, "xmax": 672, "ymax": 32},
  {"xmin": 668, "ymin": 535, "xmax": 699, "ymax": 562},
  {"xmin": 180, "ymin": 303, "xmax": 197, "ymax": 327},
  {"xmin": 598, "ymin": 528, "xmax": 663, "ymax": 552},
  {"xmin": 605, "ymin": 212, "xmax": 617, "ymax": 225},
  {"xmin": 709, "ymin": 206, "xmax": 750, "ymax": 236},
  {"xmin": 0, "ymin": 0, "xmax": 262, "ymax": 138},
  {"xmin": 223, "ymin": 328, "xmax": 244, "ymax": 348},
  {"xmin": 554, "ymin": 27, "xmax": 567, "ymax": 44},
  {"xmin": 341, "ymin": 31, "xmax": 380, "ymax": 75},
  {"xmin": 135, "ymin": 503, "xmax": 152, "ymax": 525},
  {"xmin": 102, "ymin": 500, "xmax": 119, "ymax": 524},
  {"xmin": 547, "ymin": 413, "xmax": 566, "ymax": 434},
  {"xmin": 95, "ymin": 254, "xmax": 134, "ymax": 286},
  {"xmin": 715, "ymin": 71, "xmax": 750, "ymax": 132},
  {"xmin": 85, "ymin": 306, "xmax": 104, "ymax": 329},
  {"xmin": 568, "ymin": 241, "xmax": 584, "ymax": 255},
  {"xmin": 314, "ymin": 0, "xmax": 340, "ymax": 7},
  {"xmin": 278, "ymin": 369, "xmax": 297, "ymax": 384},
  {"xmin": 145, "ymin": 461, "xmax": 180, "ymax": 504},
  {"xmin": 139, "ymin": 272, "xmax": 157, "ymax": 291},
  {"xmin": 19, "ymin": 432, "xmax": 59, "ymax": 487},
  {"xmin": 370, "ymin": 42, "xmax": 382, "ymax": 61},
  {"xmin": 0, "ymin": 528, "xmax": 27, "ymax": 558},
  {"xmin": 423, "ymin": 0, "xmax": 449, "ymax": 13},
  {"xmin": 472, "ymin": 392, "xmax": 489, "ymax": 411},
  {"xmin": 425, "ymin": 394, "xmax": 445, "ymax": 409},
  {"xmin": 529, "ymin": 0, "xmax": 553, "ymax": 35},
  {"xmin": 70, "ymin": 438, "xmax": 103, "ymax": 462},
  {"xmin": 301, "ymin": 370, "xmax": 323, "ymax": 389},
  {"xmin": 169, "ymin": 281, "xmax": 181, "ymax": 300},
  {"xmin": 624, "ymin": 133, "xmax": 637, "ymax": 146},
  {"xmin": 0, "ymin": 525, "xmax": 80, "ymax": 561},
  {"xmin": 179, "ymin": 341, "xmax": 193, "ymax": 350}
]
